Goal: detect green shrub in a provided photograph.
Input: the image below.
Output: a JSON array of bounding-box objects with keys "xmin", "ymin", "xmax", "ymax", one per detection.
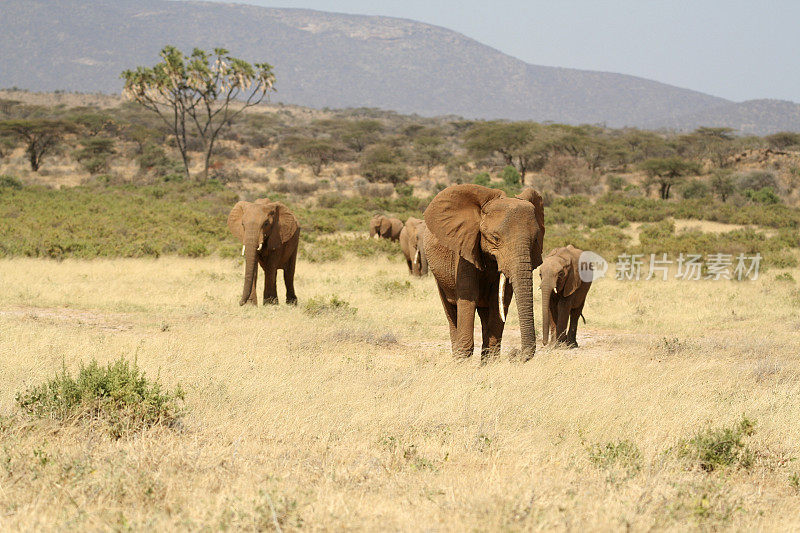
[
  {"xmin": 0, "ymin": 181, "xmax": 238, "ymax": 259},
  {"xmin": 588, "ymin": 440, "xmax": 641, "ymax": 476},
  {"xmin": 395, "ymin": 183, "xmax": 414, "ymax": 197},
  {"xmin": 639, "ymin": 219, "xmax": 676, "ymax": 243},
  {"xmin": 736, "ymin": 170, "xmax": 779, "ymax": 192},
  {"xmin": 300, "ymin": 235, "xmax": 401, "ymax": 262},
  {"xmin": 373, "ymin": 279, "xmax": 412, "ymax": 296},
  {"xmin": 138, "ymin": 143, "xmax": 181, "ymax": 177},
  {"xmin": 180, "ymin": 241, "xmax": 209, "ymax": 257},
  {"xmin": 73, "ymin": 137, "xmax": 116, "ymax": 175},
  {"xmin": 472, "ymin": 172, "xmax": 490, "ymax": 186},
  {"xmin": 775, "ymin": 272, "xmax": 795, "ymax": 282},
  {"xmin": 744, "ymin": 187, "xmax": 781, "ymax": 204},
  {"xmin": 15, "ymin": 357, "xmax": 184, "ymax": 438},
  {"xmin": 606, "ymin": 174, "xmax": 626, "ymax": 192},
  {"xmin": 501, "ymin": 165, "xmax": 521, "ymax": 186},
  {"xmin": 0, "ymin": 174, "xmax": 23, "ymax": 189},
  {"xmin": 682, "ymin": 179, "xmax": 710, "ymax": 199},
  {"xmin": 674, "ymin": 416, "xmax": 755, "ymax": 472},
  {"xmin": 303, "ymin": 295, "xmax": 356, "ymax": 316}
]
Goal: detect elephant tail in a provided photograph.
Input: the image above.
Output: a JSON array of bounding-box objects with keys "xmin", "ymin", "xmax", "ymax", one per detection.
[{"xmin": 580, "ymin": 313, "xmax": 586, "ymax": 324}]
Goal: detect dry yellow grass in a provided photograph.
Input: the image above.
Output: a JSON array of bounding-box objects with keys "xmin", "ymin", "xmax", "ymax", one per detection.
[{"xmin": 2, "ymin": 254, "xmax": 800, "ymax": 530}]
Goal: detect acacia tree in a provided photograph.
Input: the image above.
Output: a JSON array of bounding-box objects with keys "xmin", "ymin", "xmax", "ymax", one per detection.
[
  {"xmin": 413, "ymin": 134, "xmax": 448, "ymax": 175},
  {"xmin": 122, "ymin": 46, "xmax": 275, "ymax": 180},
  {"xmin": 710, "ymin": 169, "xmax": 735, "ymax": 202},
  {"xmin": 464, "ymin": 121, "xmax": 548, "ymax": 181},
  {"xmin": 464, "ymin": 121, "xmax": 533, "ymax": 167},
  {"xmin": 282, "ymin": 136, "xmax": 347, "ymax": 176},
  {"xmin": 640, "ymin": 157, "xmax": 701, "ymax": 199},
  {"xmin": 0, "ymin": 119, "xmax": 74, "ymax": 171}
]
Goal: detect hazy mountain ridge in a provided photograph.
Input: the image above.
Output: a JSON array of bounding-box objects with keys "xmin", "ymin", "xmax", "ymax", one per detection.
[{"xmin": 1, "ymin": 0, "xmax": 798, "ymax": 133}]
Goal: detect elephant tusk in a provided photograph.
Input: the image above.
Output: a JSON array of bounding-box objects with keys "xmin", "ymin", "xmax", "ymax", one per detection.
[
  {"xmin": 413, "ymin": 249, "xmax": 420, "ymax": 266},
  {"xmin": 241, "ymin": 245, "xmax": 245, "ymax": 256},
  {"xmin": 499, "ymin": 273, "xmax": 506, "ymax": 322},
  {"xmin": 257, "ymin": 241, "xmax": 263, "ymax": 251}
]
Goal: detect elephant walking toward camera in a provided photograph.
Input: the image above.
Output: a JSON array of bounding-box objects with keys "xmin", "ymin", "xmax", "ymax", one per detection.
[
  {"xmin": 228, "ymin": 198, "xmax": 300, "ymax": 306},
  {"xmin": 424, "ymin": 184, "xmax": 545, "ymax": 362},
  {"xmin": 540, "ymin": 245, "xmax": 592, "ymax": 347},
  {"xmin": 369, "ymin": 214, "xmax": 403, "ymax": 241},
  {"xmin": 399, "ymin": 217, "xmax": 429, "ymax": 276}
]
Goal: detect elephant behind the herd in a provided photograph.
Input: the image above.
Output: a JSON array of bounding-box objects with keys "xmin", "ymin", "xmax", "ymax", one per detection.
[
  {"xmin": 399, "ymin": 217, "xmax": 429, "ymax": 276},
  {"xmin": 370, "ymin": 214, "xmax": 404, "ymax": 241}
]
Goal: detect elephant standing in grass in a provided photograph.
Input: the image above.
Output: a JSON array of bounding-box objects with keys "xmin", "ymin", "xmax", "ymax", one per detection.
[
  {"xmin": 228, "ymin": 198, "xmax": 300, "ymax": 306},
  {"xmin": 369, "ymin": 214, "xmax": 403, "ymax": 241},
  {"xmin": 399, "ymin": 217, "xmax": 429, "ymax": 276},
  {"xmin": 423, "ymin": 184, "xmax": 545, "ymax": 362},
  {"xmin": 540, "ymin": 245, "xmax": 592, "ymax": 347}
]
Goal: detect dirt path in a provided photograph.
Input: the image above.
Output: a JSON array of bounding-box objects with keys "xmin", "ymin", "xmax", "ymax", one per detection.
[{"xmin": 0, "ymin": 306, "xmax": 135, "ymax": 331}]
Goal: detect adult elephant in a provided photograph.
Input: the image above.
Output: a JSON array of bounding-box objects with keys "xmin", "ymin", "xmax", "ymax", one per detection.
[
  {"xmin": 369, "ymin": 214, "xmax": 403, "ymax": 241},
  {"xmin": 423, "ymin": 184, "xmax": 545, "ymax": 362},
  {"xmin": 227, "ymin": 198, "xmax": 300, "ymax": 306},
  {"xmin": 540, "ymin": 245, "xmax": 592, "ymax": 348},
  {"xmin": 399, "ymin": 217, "xmax": 429, "ymax": 276}
]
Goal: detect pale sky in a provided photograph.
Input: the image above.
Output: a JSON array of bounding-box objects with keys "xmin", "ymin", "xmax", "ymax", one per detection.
[{"xmin": 199, "ymin": 0, "xmax": 799, "ymax": 103}]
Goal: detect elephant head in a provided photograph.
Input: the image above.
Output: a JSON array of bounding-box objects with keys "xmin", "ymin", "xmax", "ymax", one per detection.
[
  {"xmin": 403, "ymin": 217, "xmax": 428, "ymax": 275},
  {"xmin": 424, "ymin": 184, "xmax": 545, "ymax": 358},
  {"xmin": 369, "ymin": 214, "xmax": 383, "ymax": 238},
  {"xmin": 539, "ymin": 245, "xmax": 581, "ymax": 345},
  {"xmin": 228, "ymin": 199, "xmax": 298, "ymax": 306}
]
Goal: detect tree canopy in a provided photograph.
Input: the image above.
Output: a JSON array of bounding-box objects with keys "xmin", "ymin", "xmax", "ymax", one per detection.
[{"xmin": 122, "ymin": 46, "xmax": 275, "ymax": 180}]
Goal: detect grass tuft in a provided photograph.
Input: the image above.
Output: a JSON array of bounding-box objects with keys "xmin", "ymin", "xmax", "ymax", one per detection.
[{"xmin": 302, "ymin": 295, "xmax": 356, "ymax": 316}]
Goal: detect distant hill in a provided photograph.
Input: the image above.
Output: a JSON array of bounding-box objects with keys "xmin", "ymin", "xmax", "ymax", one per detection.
[
  {"xmin": 641, "ymin": 99, "xmax": 800, "ymax": 136},
  {"xmin": 0, "ymin": 0, "xmax": 798, "ymax": 133}
]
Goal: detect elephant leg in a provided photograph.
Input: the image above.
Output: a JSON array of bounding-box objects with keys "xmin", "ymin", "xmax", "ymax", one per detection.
[
  {"xmin": 454, "ymin": 298, "xmax": 476, "ymax": 359},
  {"xmin": 548, "ymin": 293, "xmax": 558, "ymax": 343},
  {"xmin": 247, "ymin": 263, "xmax": 259, "ymax": 306},
  {"xmin": 261, "ymin": 257, "xmax": 278, "ymax": 305},
  {"xmin": 477, "ymin": 306, "xmax": 504, "ymax": 364},
  {"xmin": 436, "ymin": 286, "xmax": 459, "ymax": 355},
  {"xmin": 283, "ymin": 249, "xmax": 298, "ymax": 305},
  {"xmin": 554, "ymin": 299, "xmax": 570, "ymax": 345},
  {"xmin": 567, "ymin": 306, "xmax": 582, "ymax": 348},
  {"xmin": 406, "ymin": 259, "xmax": 413, "ymax": 274}
]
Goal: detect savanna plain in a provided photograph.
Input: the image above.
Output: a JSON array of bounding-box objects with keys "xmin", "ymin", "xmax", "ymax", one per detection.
[{"xmin": 2, "ymin": 253, "xmax": 800, "ymax": 531}]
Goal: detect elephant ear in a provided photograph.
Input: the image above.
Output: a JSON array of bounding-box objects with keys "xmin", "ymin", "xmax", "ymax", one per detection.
[
  {"xmin": 227, "ymin": 201, "xmax": 250, "ymax": 243},
  {"xmin": 424, "ymin": 184, "xmax": 504, "ymax": 269},
  {"xmin": 516, "ymin": 188, "xmax": 546, "ymax": 267},
  {"xmin": 557, "ymin": 248, "xmax": 581, "ymax": 297},
  {"xmin": 379, "ymin": 217, "xmax": 392, "ymax": 236},
  {"xmin": 407, "ymin": 219, "xmax": 420, "ymax": 241},
  {"xmin": 267, "ymin": 202, "xmax": 299, "ymax": 251}
]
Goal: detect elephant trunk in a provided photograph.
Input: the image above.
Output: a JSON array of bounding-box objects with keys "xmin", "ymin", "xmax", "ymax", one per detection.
[
  {"xmin": 240, "ymin": 231, "xmax": 260, "ymax": 306},
  {"xmin": 419, "ymin": 244, "xmax": 428, "ymax": 275},
  {"xmin": 541, "ymin": 276, "xmax": 555, "ymax": 346},
  {"xmin": 511, "ymin": 259, "xmax": 536, "ymax": 361}
]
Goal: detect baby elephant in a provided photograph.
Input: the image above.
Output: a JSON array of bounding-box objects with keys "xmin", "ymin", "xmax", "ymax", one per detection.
[{"xmin": 539, "ymin": 245, "xmax": 592, "ymax": 347}]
